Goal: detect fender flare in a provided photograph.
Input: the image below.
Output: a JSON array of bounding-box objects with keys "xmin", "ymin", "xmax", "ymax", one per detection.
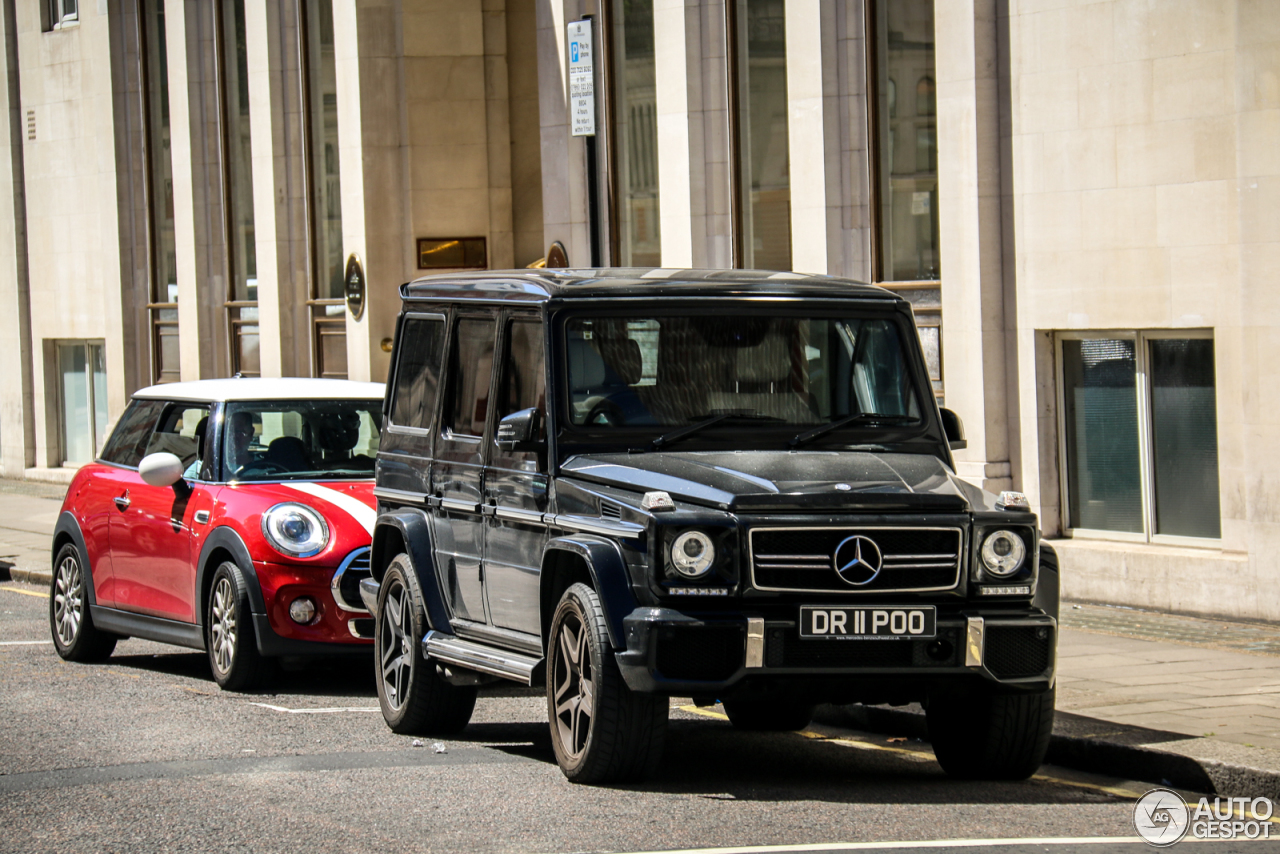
[
  {"xmin": 370, "ymin": 509, "xmax": 452, "ymax": 635},
  {"xmin": 195, "ymin": 526, "xmax": 263, "ymax": 627},
  {"xmin": 1034, "ymin": 542, "xmax": 1061, "ymax": 623},
  {"xmin": 52, "ymin": 511, "xmax": 98, "ymax": 607},
  {"xmin": 542, "ymin": 535, "xmax": 638, "ymax": 650}
]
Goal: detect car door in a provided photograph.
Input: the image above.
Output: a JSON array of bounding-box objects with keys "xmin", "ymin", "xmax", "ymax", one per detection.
[
  {"xmin": 107, "ymin": 401, "xmax": 212, "ymax": 622},
  {"xmin": 483, "ymin": 313, "xmax": 549, "ymax": 636},
  {"xmin": 430, "ymin": 312, "xmax": 498, "ymax": 624}
]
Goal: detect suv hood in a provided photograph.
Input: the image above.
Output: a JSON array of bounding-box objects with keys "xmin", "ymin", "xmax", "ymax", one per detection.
[{"xmin": 560, "ymin": 450, "xmax": 980, "ymax": 512}]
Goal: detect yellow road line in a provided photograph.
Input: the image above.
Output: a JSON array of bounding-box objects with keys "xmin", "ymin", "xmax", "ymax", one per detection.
[{"xmin": 0, "ymin": 585, "xmax": 48, "ymax": 599}]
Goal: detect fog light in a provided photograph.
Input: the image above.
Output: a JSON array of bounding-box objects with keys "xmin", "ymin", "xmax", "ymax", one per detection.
[{"xmin": 289, "ymin": 597, "xmax": 317, "ymax": 625}]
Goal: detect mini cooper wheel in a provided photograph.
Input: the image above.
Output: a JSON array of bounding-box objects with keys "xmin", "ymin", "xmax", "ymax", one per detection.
[
  {"xmin": 49, "ymin": 543, "xmax": 117, "ymax": 662},
  {"xmin": 375, "ymin": 555, "xmax": 476, "ymax": 734},
  {"xmin": 927, "ymin": 685, "xmax": 1055, "ymax": 780},
  {"xmin": 722, "ymin": 699, "xmax": 816, "ymax": 732},
  {"xmin": 206, "ymin": 562, "xmax": 274, "ymax": 692},
  {"xmin": 547, "ymin": 583, "xmax": 668, "ymax": 783}
]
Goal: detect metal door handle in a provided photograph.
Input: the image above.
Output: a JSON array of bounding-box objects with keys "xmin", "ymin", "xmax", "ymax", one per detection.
[{"xmin": 113, "ymin": 493, "xmax": 131, "ymax": 511}]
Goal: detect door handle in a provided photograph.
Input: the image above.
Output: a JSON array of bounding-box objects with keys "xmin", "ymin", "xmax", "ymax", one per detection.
[{"xmin": 113, "ymin": 492, "xmax": 131, "ymax": 511}]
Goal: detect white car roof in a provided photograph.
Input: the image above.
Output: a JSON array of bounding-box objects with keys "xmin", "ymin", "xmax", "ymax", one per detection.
[{"xmin": 132, "ymin": 377, "xmax": 386, "ymax": 403}]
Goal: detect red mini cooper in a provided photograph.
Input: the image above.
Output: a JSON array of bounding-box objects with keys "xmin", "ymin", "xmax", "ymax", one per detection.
[{"xmin": 49, "ymin": 378, "xmax": 385, "ymax": 690}]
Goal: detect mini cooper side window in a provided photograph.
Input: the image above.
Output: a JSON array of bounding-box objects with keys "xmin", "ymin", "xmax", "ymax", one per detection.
[
  {"xmin": 143, "ymin": 403, "xmax": 211, "ymax": 469},
  {"xmin": 99, "ymin": 399, "xmax": 166, "ymax": 467},
  {"xmin": 446, "ymin": 316, "xmax": 497, "ymax": 437},
  {"xmin": 390, "ymin": 316, "xmax": 445, "ymax": 431}
]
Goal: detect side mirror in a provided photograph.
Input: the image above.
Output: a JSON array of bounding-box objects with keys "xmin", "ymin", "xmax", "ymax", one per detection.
[
  {"xmin": 139, "ymin": 452, "xmax": 186, "ymax": 488},
  {"xmin": 939, "ymin": 408, "xmax": 967, "ymax": 451},
  {"xmin": 496, "ymin": 408, "xmax": 543, "ymax": 452}
]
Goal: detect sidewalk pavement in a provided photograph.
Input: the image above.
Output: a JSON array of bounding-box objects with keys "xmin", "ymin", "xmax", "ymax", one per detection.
[{"xmin": 1, "ymin": 476, "xmax": 1277, "ymax": 797}]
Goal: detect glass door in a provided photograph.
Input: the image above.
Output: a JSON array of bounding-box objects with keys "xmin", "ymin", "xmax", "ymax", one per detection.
[{"xmin": 58, "ymin": 342, "xmax": 108, "ymax": 465}]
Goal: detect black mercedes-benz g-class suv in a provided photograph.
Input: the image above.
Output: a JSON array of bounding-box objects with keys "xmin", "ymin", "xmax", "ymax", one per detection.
[{"xmin": 361, "ymin": 268, "xmax": 1058, "ymax": 784}]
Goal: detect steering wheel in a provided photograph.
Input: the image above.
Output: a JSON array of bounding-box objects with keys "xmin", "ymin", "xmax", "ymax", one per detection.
[
  {"xmin": 235, "ymin": 460, "xmax": 290, "ymax": 477},
  {"xmin": 585, "ymin": 400, "xmax": 624, "ymax": 427}
]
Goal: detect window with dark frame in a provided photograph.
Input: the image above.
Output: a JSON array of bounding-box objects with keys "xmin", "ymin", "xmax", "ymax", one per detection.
[
  {"xmin": 389, "ymin": 317, "xmax": 446, "ymax": 431},
  {"xmin": 1060, "ymin": 332, "xmax": 1220, "ymax": 542},
  {"xmin": 446, "ymin": 317, "xmax": 497, "ymax": 438},
  {"xmin": 609, "ymin": 0, "xmax": 660, "ymax": 266}
]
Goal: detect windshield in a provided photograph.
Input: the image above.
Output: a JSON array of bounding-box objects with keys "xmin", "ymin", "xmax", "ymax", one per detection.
[
  {"xmin": 563, "ymin": 313, "xmax": 923, "ymax": 434},
  {"xmin": 221, "ymin": 399, "xmax": 382, "ymax": 481}
]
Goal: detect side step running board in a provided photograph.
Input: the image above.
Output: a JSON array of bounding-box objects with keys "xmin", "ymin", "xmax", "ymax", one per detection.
[{"xmin": 423, "ymin": 631, "xmax": 543, "ymax": 686}]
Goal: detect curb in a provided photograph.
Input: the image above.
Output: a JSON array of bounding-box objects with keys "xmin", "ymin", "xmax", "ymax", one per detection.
[
  {"xmin": 818, "ymin": 704, "xmax": 1280, "ymax": 801},
  {"xmin": 2, "ymin": 567, "xmax": 51, "ymax": 587}
]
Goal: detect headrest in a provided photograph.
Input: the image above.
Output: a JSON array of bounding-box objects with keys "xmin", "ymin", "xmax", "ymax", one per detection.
[
  {"xmin": 568, "ymin": 336, "xmax": 606, "ymax": 388},
  {"xmin": 736, "ymin": 335, "xmax": 790, "ymax": 383},
  {"xmin": 193, "ymin": 417, "xmax": 209, "ymax": 457},
  {"xmin": 600, "ymin": 338, "xmax": 643, "ymax": 385},
  {"xmin": 265, "ymin": 436, "xmax": 311, "ymax": 469},
  {"xmin": 314, "ymin": 410, "xmax": 361, "ymax": 452}
]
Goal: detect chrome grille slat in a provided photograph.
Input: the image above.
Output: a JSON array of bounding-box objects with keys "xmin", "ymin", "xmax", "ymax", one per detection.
[{"xmin": 749, "ymin": 526, "xmax": 963, "ymax": 593}]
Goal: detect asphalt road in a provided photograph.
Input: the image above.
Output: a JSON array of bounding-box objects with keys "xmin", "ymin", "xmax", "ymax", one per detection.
[{"xmin": 0, "ymin": 582, "xmax": 1261, "ymax": 854}]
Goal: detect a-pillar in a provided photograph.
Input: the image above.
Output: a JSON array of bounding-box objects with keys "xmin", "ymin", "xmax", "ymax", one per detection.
[{"xmin": 935, "ymin": 0, "xmax": 1014, "ymax": 493}]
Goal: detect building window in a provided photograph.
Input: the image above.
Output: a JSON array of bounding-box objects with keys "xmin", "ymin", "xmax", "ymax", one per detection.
[
  {"xmin": 1059, "ymin": 332, "xmax": 1220, "ymax": 542},
  {"xmin": 871, "ymin": 0, "xmax": 938, "ymax": 283},
  {"xmin": 302, "ymin": 0, "xmax": 347, "ymax": 378},
  {"xmin": 218, "ymin": 0, "xmax": 258, "ymax": 376},
  {"xmin": 45, "ymin": 0, "xmax": 77, "ymax": 30},
  {"xmin": 610, "ymin": 0, "xmax": 660, "ymax": 266},
  {"xmin": 732, "ymin": 0, "xmax": 790, "ymax": 271},
  {"xmin": 57, "ymin": 341, "xmax": 107, "ymax": 465},
  {"xmin": 142, "ymin": 0, "xmax": 180, "ymax": 383}
]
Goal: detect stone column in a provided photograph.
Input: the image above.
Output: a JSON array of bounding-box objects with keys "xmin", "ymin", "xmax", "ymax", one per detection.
[{"xmin": 935, "ymin": 0, "xmax": 1013, "ymax": 492}]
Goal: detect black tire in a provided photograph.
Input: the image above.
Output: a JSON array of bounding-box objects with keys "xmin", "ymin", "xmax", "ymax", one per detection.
[
  {"xmin": 547, "ymin": 583, "xmax": 667, "ymax": 783},
  {"xmin": 49, "ymin": 542, "xmax": 117, "ymax": 662},
  {"xmin": 375, "ymin": 556, "xmax": 476, "ymax": 735},
  {"xmin": 927, "ymin": 685, "xmax": 1055, "ymax": 780},
  {"xmin": 722, "ymin": 699, "xmax": 816, "ymax": 732},
  {"xmin": 206, "ymin": 562, "xmax": 275, "ymax": 691}
]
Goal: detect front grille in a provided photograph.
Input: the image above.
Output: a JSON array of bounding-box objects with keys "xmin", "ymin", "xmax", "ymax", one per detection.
[
  {"xmin": 766, "ymin": 626, "xmax": 961, "ymax": 669},
  {"xmin": 654, "ymin": 624, "xmax": 744, "ymax": 681},
  {"xmin": 985, "ymin": 625, "xmax": 1053, "ymax": 678},
  {"xmin": 750, "ymin": 527, "xmax": 962, "ymax": 592},
  {"xmin": 333, "ymin": 548, "xmax": 372, "ymax": 612}
]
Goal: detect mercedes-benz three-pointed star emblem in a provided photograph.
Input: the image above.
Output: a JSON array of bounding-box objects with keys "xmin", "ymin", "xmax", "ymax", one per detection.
[{"xmin": 833, "ymin": 535, "xmax": 883, "ymax": 586}]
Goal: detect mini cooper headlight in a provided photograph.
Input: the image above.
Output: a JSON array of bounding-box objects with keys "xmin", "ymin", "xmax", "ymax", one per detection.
[
  {"xmin": 261, "ymin": 502, "xmax": 330, "ymax": 558},
  {"xmin": 980, "ymin": 529, "xmax": 1026, "ymax": 578},
  {"xmin": 670, "ymin": 530, "xmax": 716, "ymax": 578}
]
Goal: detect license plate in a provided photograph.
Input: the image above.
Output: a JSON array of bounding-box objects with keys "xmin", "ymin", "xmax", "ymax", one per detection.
[{"xmin": 799, "ymin": 606, "xmax": 936, "ymax": 640}]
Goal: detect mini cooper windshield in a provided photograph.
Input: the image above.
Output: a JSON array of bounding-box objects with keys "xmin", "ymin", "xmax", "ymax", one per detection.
[
  {"xmin": 564, "ymin": 314, "xmax": 925, "ymax": 440},
  {"xmin": 222, "ymin": 399, "xmax": 383, "ymax": 481}
]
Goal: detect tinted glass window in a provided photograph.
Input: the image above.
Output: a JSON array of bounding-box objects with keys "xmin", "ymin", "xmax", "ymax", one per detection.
[
  {"xmin": 390, "ymin": 316, "xmax": 446, "ymax": 430},
  {"xmin": 222, "ymin": 399, "xmax": 383, "ymax": 481},
  {"xmin": 144, "ymin": 403, "xmax": 211, "ymax": 469},
  {"xmin": 99, "ymin": 399, "xmax": 166, "ymax": 467},
  {"xmin": 499, "ymin": 319, "xmax": 546, "ymax": 432},
  {"xmin": 446, "ymin": 317, "xmax": 496, "ymax": 437}
]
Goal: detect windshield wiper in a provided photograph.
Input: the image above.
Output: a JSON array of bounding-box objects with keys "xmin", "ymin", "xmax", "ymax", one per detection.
[
  {"xmin": 788, "ymin": 413, "xmax": 919, "ymax": 448},
  {"xmin": 651, "ymin": 413, "xmax": 783, "ymax": 450}
]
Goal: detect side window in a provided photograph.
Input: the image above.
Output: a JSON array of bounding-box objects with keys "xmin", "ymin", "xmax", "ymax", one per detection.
[
  {"xmin": 446, "ymin": 316, "xmax": 497, "ymax": 437},
  {"xmin": 99, "ymin": 399, "xmax": 166, "ymax": 467},
  {"xmin": 389, "ymin": 316, "xmax": 446, "ymax": 430},
  {"xmin": 143, "ymin": 403, "xmax": 211, "ymax": 468},
  {"xmin": 498, "ymin": 319, "xmax": 546, "ymax": 435}
]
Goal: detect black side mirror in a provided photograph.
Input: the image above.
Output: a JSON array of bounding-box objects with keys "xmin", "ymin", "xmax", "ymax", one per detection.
[
  {"xmin": 939, "ymin": 407, "xmax": 967, "ymax": 450},
  {"xmin": 496, "ymin": 408, "xmax": 543, "ymax": 452}
]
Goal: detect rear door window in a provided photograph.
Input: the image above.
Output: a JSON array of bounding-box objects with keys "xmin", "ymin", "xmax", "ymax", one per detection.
[{"xmin": 99, "ymin": 399, "xmax": 166, "ymax": 467}]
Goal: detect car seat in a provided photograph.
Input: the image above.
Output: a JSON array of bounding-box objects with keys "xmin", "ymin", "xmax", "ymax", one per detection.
[{"xmin": 263, "ymin": 436, "xmax": 312, "ymax": 472}]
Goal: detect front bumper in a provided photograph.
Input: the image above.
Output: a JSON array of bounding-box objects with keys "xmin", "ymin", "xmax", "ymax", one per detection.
[{"xmin": 614, "ymin": 606, "xmax": 1056, "ymax": 698}]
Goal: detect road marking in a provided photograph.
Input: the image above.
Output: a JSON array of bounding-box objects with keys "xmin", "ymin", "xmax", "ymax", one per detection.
[
  {"xmin": 0, "ymin": 640, "xmax": 53, "ymax": 645},
  {"xmin": 606, "ymin": 837, "xmax": 1143, "ymax": 854},
  {"xmin": 250, "ymin": 702, "xmax": 380, "ymax": 714},
  {"xmin": 0, "ymin": 585, "xmax": 49, "ymax": 599}
]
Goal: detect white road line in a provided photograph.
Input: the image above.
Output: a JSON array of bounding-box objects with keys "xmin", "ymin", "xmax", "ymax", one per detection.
[
  {"xmin": 249, "ymin": 702, "xmax": 380, "ymax": 714},
  {"xmin": 0, "ymin": 640, "xmax": 53, "ymax": 646},
  {"xmin": 607, "ymin": 839, "xmax": 1143, "ymax": 854}
]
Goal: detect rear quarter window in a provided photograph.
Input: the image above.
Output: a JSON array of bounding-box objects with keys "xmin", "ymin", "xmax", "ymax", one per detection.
[{"xmin": 389, "ymin": 315, "xmax": 446, "ymax": 431}]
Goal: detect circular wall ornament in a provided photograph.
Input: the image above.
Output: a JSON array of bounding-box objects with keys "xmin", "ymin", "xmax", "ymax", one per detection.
[{"xmin": 344, "ymin": 254, "xmax": 366, "ymax": 320}]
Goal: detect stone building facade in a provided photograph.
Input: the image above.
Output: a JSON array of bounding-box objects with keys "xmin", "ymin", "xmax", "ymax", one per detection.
[{"xmin": 0, "ymin": 0, "xmax": 1275, "ymax": 622}]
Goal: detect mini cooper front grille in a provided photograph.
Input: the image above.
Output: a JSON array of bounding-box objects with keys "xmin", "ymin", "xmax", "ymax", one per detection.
[
  {"xmin": 332, "ymin": 548, "xmax": 373, "ymax": 612},
  {"xmin": 749, "ymin": 527, "xmax": 962, "ymax": 593}
]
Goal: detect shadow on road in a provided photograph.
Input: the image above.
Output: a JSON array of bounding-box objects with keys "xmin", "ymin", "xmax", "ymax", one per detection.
[{"xmin": 106, "ymin": 649, "xmax": 378, "ymax": 697}]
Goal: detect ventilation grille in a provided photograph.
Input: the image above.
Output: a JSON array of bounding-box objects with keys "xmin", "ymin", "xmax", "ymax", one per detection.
[
  {"xmin": 985, "ymin": 625, "xmax": 1053, "ymax": 679},
  {"xmin": 599, "ymin": 500, "xmax": 623, "ymax": 520},
  {"xmin": 26, "ymin": 110, "xmax": 34, "ymax": 141}
]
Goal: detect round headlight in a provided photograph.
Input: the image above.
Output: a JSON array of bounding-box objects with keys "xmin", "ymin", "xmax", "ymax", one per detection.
[
  {"xmin": 980, "ymin": 530, "xmax": 1026, "ymax": 577},
  {"xmin": 670, "ymin": 530, "xmax": 716, "ymax": 578},
  {"xmin": 261, "ymin": 502, "xmax": 330, "ymax": 558}
]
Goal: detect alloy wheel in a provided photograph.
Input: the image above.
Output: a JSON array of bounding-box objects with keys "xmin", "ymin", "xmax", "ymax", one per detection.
[
  {"xmin": 379, "ymin": 579, "xmax": 413, "ymax": 710},
  {"xmin": 210, "ymin": 576, "xmax": 238, "ymax": 675},
  {"xmin": 52, "ymin": 554, "xmax": 83, "ymax": 647},
  {"xmin": 551, "ymin": 606, "xmax": 593, "ymax": 761}
]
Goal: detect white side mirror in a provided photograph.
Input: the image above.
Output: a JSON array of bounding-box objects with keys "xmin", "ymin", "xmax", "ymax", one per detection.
[{"xmin": 139, "ymin": 452, "xmax": 185, "ymax": 487}]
